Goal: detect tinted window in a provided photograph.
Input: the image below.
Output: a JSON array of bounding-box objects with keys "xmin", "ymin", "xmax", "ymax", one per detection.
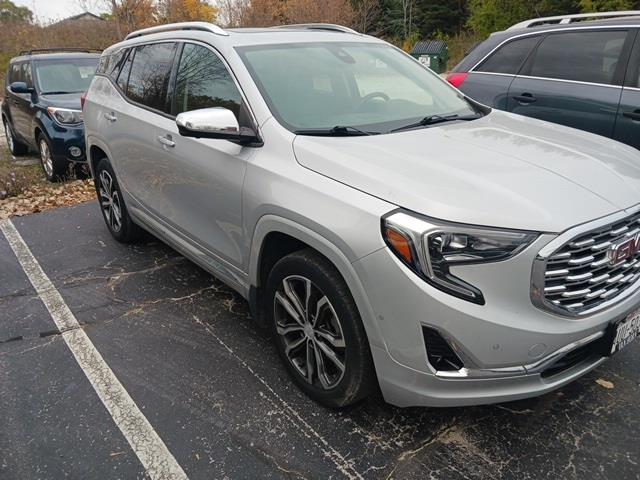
[
  {"xmin": 173, "ymin": 43, "xmax": 242, "ymax": 118},
  {"xmin": 23, "ymin": 62, "xmax": 33, "ymax": 87},
  {"xmin": 10, "ymin": 63, "xmax": 22, "ymax": 83},
  {"xmin": 117, "ymin": 49, "xmax": 133, "ymax": 91},
  {"xmin": 127, "ymin": 42, "xmax": 177, "ymax": 112},
  {"xmin": 476, "ymin": 35, "xmax": 539, "ymax": 74},
  {"xmin": 106, "ymin": 48, "xmax": 129, "ymax": 81},
  {"xmin": 528, "ymin": 30, "xmax": 628, "ymax": 85}
]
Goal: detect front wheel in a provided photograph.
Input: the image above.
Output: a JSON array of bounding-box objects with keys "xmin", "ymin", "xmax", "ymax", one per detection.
[
  {"xmin": 94, "ymin": 157, "xmax": 141, "ymax": 243},
  {"xmin": 265, "ymin": 249, "xmax": 376, "ymax": 408},
  {"xmin": 38, "ymin": 134, "xmax": 66, "ymax": 182}
]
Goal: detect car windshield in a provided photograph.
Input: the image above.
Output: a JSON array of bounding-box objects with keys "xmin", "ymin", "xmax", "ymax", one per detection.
[
  {"xmin": 237, "ymin": 42, "xmax": 479, "ymax": 134},
  {"xmin": 35, "ymin": 58, "xmax": 98, "ymax": 94}
]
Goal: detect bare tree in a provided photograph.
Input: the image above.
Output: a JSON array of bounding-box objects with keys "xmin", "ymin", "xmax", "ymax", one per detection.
[
  {"xmin": 215, "ymin": 0, "xmax": 249, "ymax": 27},
  {"xmin": 352, "ymin": 0, "xmax": 380, "ymax": 34}
]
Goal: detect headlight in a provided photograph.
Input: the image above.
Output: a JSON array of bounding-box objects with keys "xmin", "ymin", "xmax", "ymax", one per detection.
[
  {"xmin": 47, "ymin": 107, "xmax": 83, "ymax": 125},
  {"xmin": 382, "ymin": 210, "xmax": 538, "ymax": 304}
]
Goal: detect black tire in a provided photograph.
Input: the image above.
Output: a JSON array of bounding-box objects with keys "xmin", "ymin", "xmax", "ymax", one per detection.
[
  {"xmin": 265, "ymin": 249, "xmax": 376, "ymax": 408},
  {"xmin": 3, "ymin": 117, "xmax": 28, "ymax": 156},
  {"xmin": 37, "ymin": 133, "xmax": 67, "ymax": 182},
  {"xmin": 94, "ymin": 157, "xmax": 142, "ymax": 243}
]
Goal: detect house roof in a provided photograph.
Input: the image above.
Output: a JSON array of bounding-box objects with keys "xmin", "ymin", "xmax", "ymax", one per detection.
[{"xmin": 51, "ymin": 12, "xmax": 105, "ymax": 25}]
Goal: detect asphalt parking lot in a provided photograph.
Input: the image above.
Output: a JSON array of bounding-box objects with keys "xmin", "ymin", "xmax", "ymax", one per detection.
[{"xmin": 1, "ymin": 201, "xmax": 639, "ymax": 480}]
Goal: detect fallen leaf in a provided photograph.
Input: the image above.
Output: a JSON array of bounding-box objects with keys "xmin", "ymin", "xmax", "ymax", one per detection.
[{"xmin": 596, "ymin": 378, "xmax": 614, "ymax": 389}]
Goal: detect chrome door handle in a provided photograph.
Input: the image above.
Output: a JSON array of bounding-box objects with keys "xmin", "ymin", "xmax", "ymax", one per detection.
[
  {"xmin": 103, "ymin": 112, "xmax": 117, "ymax": 122},
  {"xmin": 156, "ymin": 135, "xmax": 175, "ymax": 148}
]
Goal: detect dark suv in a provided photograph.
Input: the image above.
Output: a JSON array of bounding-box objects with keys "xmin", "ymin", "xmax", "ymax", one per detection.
[
  {"xmin": 448, "ymin": 12, "xmax": 640, "ymax": 149},
  {"xmin": 2, "ymin": 49, "xmax": 100, "ymax": 181}
]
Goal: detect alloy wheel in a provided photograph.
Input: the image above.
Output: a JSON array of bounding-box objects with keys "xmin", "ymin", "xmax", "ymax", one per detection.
[
  {"xmin": 98, "ymin": 170, "xmax": 123, "ymax": 233},
  {"xmin": 274, "ymin": 275, "xmax": 346, "ymax": 389},
  {"xmin": 39, "ymin": 139, "xmax": 53, "ymax": 177}
]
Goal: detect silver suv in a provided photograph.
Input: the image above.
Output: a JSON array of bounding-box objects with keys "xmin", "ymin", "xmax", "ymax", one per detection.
[{"xmin": 84, "ymin": 22, "xmax": 640, "ymax": 408}]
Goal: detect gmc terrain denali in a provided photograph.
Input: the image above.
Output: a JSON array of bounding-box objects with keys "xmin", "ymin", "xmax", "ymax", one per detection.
[{"xmin": 83, "ymin": 22, "xmax": 640, "ymax": 408}]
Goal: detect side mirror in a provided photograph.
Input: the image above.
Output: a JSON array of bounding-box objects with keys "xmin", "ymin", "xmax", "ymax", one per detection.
[
  {"xmin": 176, "ymin": 107, "xmax": 260, "ymax": 145},
  {"xmin": 9, "ymin": 81, "xmax": 33, "ymax": 94}
]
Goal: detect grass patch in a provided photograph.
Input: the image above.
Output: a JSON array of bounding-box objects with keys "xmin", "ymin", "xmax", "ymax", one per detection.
[{"xmin": 0, "ymin": 144, "xmax": 46, "ymax": 199}]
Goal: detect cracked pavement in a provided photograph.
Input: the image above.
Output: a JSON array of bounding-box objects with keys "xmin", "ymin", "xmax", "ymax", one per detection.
[{"xmin": 1, "ymin": 202, "xmax": 639, "ymax": 479}]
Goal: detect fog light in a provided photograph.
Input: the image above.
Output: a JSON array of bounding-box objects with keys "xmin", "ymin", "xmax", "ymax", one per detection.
[{"xmin": 68, "ymin": 146, "xmax": 82, "ymax": 158}]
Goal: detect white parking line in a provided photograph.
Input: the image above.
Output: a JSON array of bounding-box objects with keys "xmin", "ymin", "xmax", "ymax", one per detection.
[{"xmin": 0, "ymin": 219, "xmax": 188, "ymax": 480}]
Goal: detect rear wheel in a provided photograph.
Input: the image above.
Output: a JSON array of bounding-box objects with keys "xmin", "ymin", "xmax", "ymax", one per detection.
[
  {"xmin": 94, "ymin": 157, "xmax": 141, "ymax": 243},
  {"xmin": 3, "ymin": 117, "xmax": 28, "ymax": 156},
  {"xmin": 265, "ymin": 249, "xmax": 376, "ymax": 408},
  {"xmin": 38, "ymin": 134, "xmax": 66, "ymax": 182}
]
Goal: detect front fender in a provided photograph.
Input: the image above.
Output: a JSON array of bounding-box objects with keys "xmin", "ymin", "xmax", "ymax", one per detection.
[{"xmin": 249, "ymin": 215, "xmax": 385, "ymax": 348}]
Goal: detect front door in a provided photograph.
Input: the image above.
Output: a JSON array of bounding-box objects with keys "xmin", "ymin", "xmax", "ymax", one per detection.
[
  {"xmin": 157, "ymin": 42, "xmax": 252, "ymax": 269},
  {"xmin": 507, "ymin": 29, "xmax": 630, "ymax": 139},
  {"xmin": 9, "ymin": 62, "xmax": 34, "ymax": 143}
]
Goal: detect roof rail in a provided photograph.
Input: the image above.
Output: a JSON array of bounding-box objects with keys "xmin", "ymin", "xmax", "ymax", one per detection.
[
  {"xmin": 125, "ymin": 22, "xmax": 228, "ymax": 40},
  {"xmin": 508, "ymin": 10, "xmax": 640, "ymax": 30},
  {"xmin": 271, "ymin": 23, "xmax": 359, "ymax": 34},
  {"xmin": 18, "ymin": 47, "xmax": 102, "ymax": 56}
]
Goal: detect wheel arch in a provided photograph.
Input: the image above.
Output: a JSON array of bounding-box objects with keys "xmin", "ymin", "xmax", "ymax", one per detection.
[{"xmin": 249, "ymin": 215, "xmax": 384, "ymax": 348}]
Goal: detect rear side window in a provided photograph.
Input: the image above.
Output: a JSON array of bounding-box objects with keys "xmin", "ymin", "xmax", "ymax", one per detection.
[
  {"xmin": 126, "ymin": 42, "xmax": 178, "ymax": 113},
  {"xmin": 476, "ymin": 35, "xmax": 540, "ymax": 74},
  {"xmin": 106, "ymin": 48, "xmax": 129, "ymax": 81},
  {"xmin": 117, "ymin": 49, "xmax": 133, "ymax": 91},
  {"xmin": 172, "ymin": 43, "xmax": 242, "ymax": 119},
  {"xmin": 527, "ymin": 30, "xmax": 628, "ymax": 85}
]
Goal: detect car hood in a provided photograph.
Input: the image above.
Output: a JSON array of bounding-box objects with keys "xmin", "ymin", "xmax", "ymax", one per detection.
[
  {"xmin": 292, "ymin": 110, "xmax": 640, "ymax": 232},
  {"xmin": 38, "ymin": 93, "xmax": 82, "ymax": 110}
]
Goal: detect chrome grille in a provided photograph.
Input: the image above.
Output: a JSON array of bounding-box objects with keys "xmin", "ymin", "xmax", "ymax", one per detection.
[{"xmin": 541, "ymin": 211, "xmax": 640, "ymax": 315}]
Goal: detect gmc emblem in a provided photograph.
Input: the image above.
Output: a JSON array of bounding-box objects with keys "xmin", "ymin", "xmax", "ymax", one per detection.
[{"xmin": 608, "ymin": 233, "xmax": 640, "ymax": 266}]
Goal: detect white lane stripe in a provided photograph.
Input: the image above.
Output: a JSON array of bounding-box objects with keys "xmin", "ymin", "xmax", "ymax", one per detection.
[{"xmin": 0, "ymin": 219, "xmax": 188, "ymax": 480}]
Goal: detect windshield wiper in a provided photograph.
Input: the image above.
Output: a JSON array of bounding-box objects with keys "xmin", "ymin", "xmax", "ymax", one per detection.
[
  {"xmin": 41, "ymin": 91, "xmax": 79, "ymax": 95},
  {"xmin": 294, "ymin": 125, "xmax": 378, "ymax": 136},
  {"xmin": 389, "ymin": 113, "xmax": 481, "ymax": 133}
]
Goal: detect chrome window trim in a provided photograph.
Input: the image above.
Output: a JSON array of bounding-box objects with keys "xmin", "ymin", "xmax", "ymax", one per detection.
[
  {"xmin": 469, "ymin": 70, "xmax": 624, "ymax": 90},
  {"xmin": 531, "ymin": 204, "xmax": 640, "ymax": 318},
  {"xmin": 469, "ymin": 25, "xmax": 635, "ymax": 82}
]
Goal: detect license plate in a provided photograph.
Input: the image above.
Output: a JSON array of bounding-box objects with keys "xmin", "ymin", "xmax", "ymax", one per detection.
[{"xmin": 610, "ymin": 308, "xmax": 640, "ymax": 355}]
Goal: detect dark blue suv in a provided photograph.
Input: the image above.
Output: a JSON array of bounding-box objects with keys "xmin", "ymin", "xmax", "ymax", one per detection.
[
  {"xmin": 2, "ymin": 49, "xmax": 100, "ymax": 181},
  {"xmin": 447, "ymin": 12, "xmax": 640, "ymax": 150}
]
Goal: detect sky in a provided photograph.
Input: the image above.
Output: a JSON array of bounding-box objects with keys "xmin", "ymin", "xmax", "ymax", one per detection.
[{"xmin": 14, "ymin": 0, "xmax": 106, "ymax": 24}]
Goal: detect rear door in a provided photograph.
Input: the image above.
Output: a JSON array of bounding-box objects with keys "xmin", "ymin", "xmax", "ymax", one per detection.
[
  {"xmin": 613, "ymin": 29, "xmax": 640, "ymax": 149},
  {"xmin": 105, "ymin": 42, "xmax": 179, "ymax": 210},
  {"xmin": 507, "ymin": 29, "xmax": 632, "ymax": 139},
  {"xmin": 463, "ymin": 34, "xmax": 541, "ymax": 109}
]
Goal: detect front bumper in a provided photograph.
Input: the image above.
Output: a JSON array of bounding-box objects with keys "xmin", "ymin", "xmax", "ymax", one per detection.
[
  {"xmin": 353, "ymin": 235, "xmax": 640, "ymax": 407},
  {"xmin": 44, "ymin": 121, "xmax": 87, "ymax": 163}
]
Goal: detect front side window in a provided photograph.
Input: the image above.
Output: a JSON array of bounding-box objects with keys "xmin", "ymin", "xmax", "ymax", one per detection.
[
  {"xmin": 476, "ymin": 35, "xmax": 540, "ymax": 74},
  {"xmin": 22, "ymin": 62, "xmax": 33, "ymax": 87},
  {"xmin": 126, "ymin": 42, "xmax": 178, "ymax": 113},
  {"xmin": 173, "ymin": 43, "xmax": 242, "ymax": 118},
  {"xmin": 10, "ymin": 63, "xmax": 22, "ymax": 83},
  {"xmin": 34, "ymin": 58, "xmax": 98, "ymax": 94},
  {"xmin": 238, "ymin": 42, "xmax": 478, "ymax": 133},
  {"xmin": 527, "ymin": 30, "xmax": 628, "ymax": 85}
]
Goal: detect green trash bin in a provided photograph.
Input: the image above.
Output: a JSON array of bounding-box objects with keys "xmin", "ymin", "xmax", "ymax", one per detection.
[{"xmin": 410, "ymin": 40, "xmax": 449, "ymax": 74}]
